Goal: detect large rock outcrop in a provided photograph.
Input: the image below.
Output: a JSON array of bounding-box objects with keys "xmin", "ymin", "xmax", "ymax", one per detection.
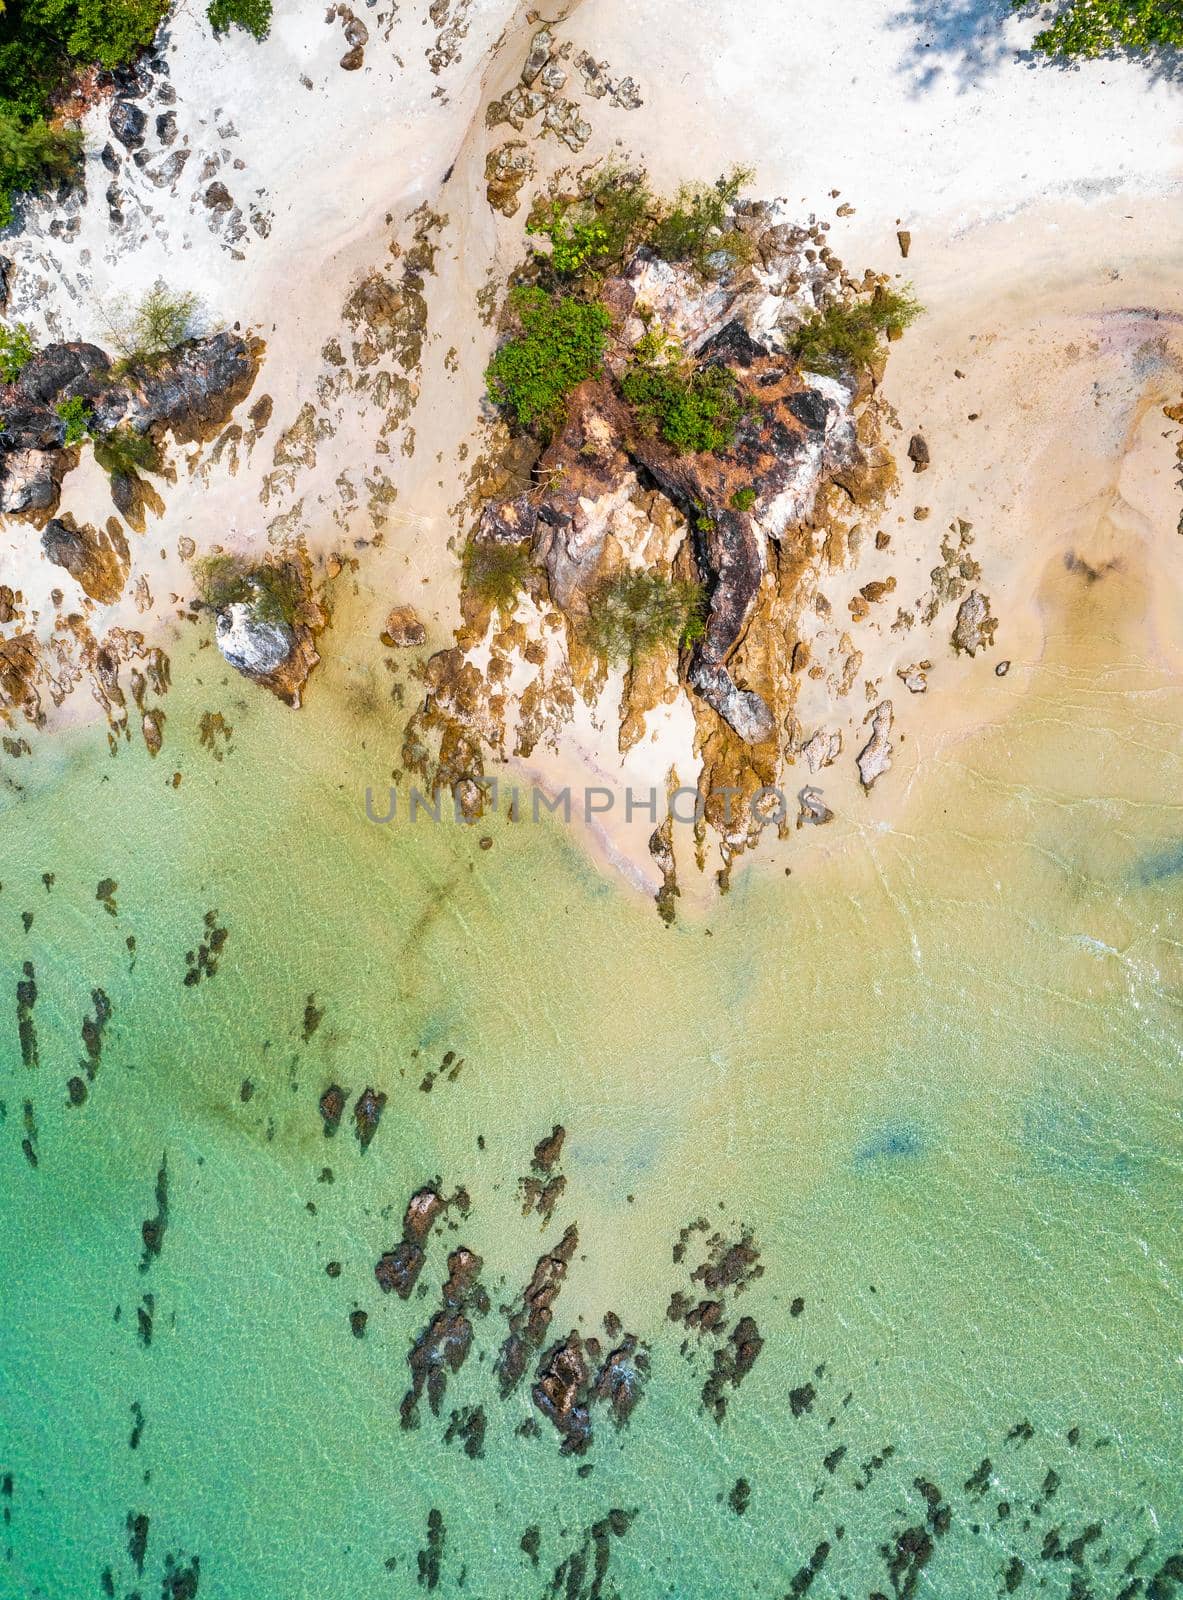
[
  {"xmin": 0, "ymin": 332, "xmax": 262, "ymax": 523},
  {"xmin": 409, "ymin": 195, "xmax": 901, "ymax": 885}
]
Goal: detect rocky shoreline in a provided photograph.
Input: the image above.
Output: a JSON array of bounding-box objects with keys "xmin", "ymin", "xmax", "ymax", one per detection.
[{"xmin": 406, "ymin": 184, "xmax": 918, "ymax": 903}]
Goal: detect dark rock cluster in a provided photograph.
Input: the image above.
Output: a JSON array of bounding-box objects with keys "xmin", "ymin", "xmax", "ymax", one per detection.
[{"xmin": 0, "ymin": 333, "xmax": 260, "ymax": 523}]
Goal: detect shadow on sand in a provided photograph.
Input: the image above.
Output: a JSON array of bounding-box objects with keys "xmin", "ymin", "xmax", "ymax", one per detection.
[{"xmin": 888, "ymin": 0, "xmax": 1183, "ymax": 93}]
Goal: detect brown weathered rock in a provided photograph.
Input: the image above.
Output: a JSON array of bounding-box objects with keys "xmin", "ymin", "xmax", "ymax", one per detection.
[
  {"xmin": 952, "ymin": 590, "xmax": 997, "ymax": 656},
  {"xmin": 42, "ymin": 515, "xmax": 130, "ymax": 604},
  {"xmin": 496, "ymin": 1225, "xmax": 578, "ymax": 1396},
  {"xmin": 141, "ymin": 710, "xmax": 164, "ymax": 756},
  {"xmin": 484, "ymin": 141, "xmax": 534, "ymax": 217},
  {"xmin": 907, "ymin": 433, "xmax": 930, "ymax": 472},
  {"xmin": 381, "ymin": 604, "xmax": 427, "ymax": 648}
]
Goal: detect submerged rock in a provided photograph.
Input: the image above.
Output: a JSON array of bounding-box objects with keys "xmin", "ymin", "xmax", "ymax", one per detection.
[
  {"xmin": 353, "ymin": 1086, "xmax": 387, "ymax": 1149},
  {"xmin": 318, "ymin": 1083, "xmax": 347, "ymax": 1136},
  {"xmin": 401, "ymin": 1248, "xmax": 489, "ymax": 1427}
]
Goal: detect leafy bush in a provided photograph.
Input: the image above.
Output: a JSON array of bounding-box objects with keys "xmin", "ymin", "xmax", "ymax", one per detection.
[
  {"xmin": 53, "ymin": 0, "xmax": 168, "ymax": 68},
  {"xmin": 585, "ymin": 571, "xmax": 706, "ymax": 664},
  {"xmin": 0, "ymin": 0, "xmax": 167, "ymax": 218},
  {"xmin": 207, "ymin": 0, "xmax": 273, "ymax": 40},
  {"xmin": 790, "ymin": 286, "xmax": 922, "ymax": 376},
  {"xmin": 588, "ymin": 168, "xmax": 654, "ymax": 261},
  {"xmin": 0, "ymin": 111, "xmax": 83, "ymax": 226},
  {"xmin": 1021, "ymin": 0, "xmax": 1183, "ymax": 57},
  {"xmin": 528, "ymin": 170, "xmax": 656, "ymax": 280},
  {"xmin": 485, "ymin": 287, "xmax": 610, "ymax": 432},
  {"xmin": 93, "ymin": 425, "xmax": 161, "ymax": 478},
  {"xmin": 194, "ymin": 553, "xmax": 300, "ymax": 625},
  {"xmin": 54, "ymin": 394, "xmax": 92, "ymax": 443},
  {"xmin": 109, "ymin": 280, "xmax": 203, "ymax": 367},
  {"xmin": 462, "ymin": 539, "xmax": 531, "ymax": 614},
  {"xmin": 527, "ymin": 200, "xmax": 611, "ymax": 277},
  {"xmin": 646, "ymin": 167, "xmax": 755, "ymax": 277},
  {"xmin": 0, "ymin": 319, "xmax": 35, "ymax": 382},
  {"xmin": 621, "ymin": 349, "xmax": 749, "ymax": 455},
  {"xmin": 730, "ymin": 487, "xmax": 757, "ymax": 512}
]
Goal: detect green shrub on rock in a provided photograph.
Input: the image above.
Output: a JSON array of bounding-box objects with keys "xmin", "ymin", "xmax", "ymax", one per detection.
[
  {"xmin": 93, "ymin": 425, "xmax": 162, "ymax": 479},
  {"xmin": 790, "ymin": 286, "xmax": 921, "ymax": 376},
  {"xmin": 194, "ymin": 553, "xmax": 301, "ymax": 626},
  {"xmin": 54, "ymin": 0, "xmax": 168, "ymax": 68},
  {"xmin": 585, "ymin": 570, "xmax": 706, "ymax": 664},
  {"xmin": 485, "ymin": 287, "xmax": 610, "ymax": 433},
  {"xmin": 0, "ymin": 319, "xmax": 36, "ymax": 382},
  {"xmin": 621, "ymin": 351, "xmax": 748, "ymax": 456},
  {"xmin": 646, "ymin": 167, "xmax": 755, "ymax": 278},
  {"xmin": 0, "ymin": 113, "xmax": 83, "ymax": 227},
  {"xmin": 54, "ymin": 394, "xmax": 93, "ymax": 443},
  {"xmin": 462, "ymin": 539, "xmax": 531, "ymax": 615},
  {"xmin": 108, "ymin": 280, "xmax": 203, "ymax": 370}
]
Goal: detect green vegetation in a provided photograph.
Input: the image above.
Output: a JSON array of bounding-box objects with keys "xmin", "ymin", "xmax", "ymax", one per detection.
[
  {"xmin": 0, "ymin": 319, "xmax": 35, "ymax": 382},
  {"xmin": 526, "ymin": 200, "xmax": 611, "ymax": 277},
  {"xmin": 790, "ymin": 286, "xmax": 922, "ymax": 376},
  {"xmin": 621, "ymin": 329, "xmax": 750, "ymax": 454},
  {"xmin": 51, "ymin": 0, "xmax": 167, "ymax": 67},
  {"xmin": 93, "ymin": 424, "xmax": 161, "ymax": 478},
  {"xmin": 585, "ymin": 570, "xmax": 706, "ymax": 664},
  {"xmin": 524, "ymin": 166, "xmax": 753, "ymax": 289},
  {"xmin": 0, "ymin": 0, "xmax": 172, "ymax": 222},
  {"xmin": 485, "ymin": 287, "xmax": 610, "ymax": 432},
  {"xmin": 462, "ymin": 539, "xmax": 531, "ymax": 614},
  {"xmin": 526, "ymin": 169, "xmax": 655, "ymax": 279},
  {"xmin": 108, "ymin": 280, "xmax": 203, "ymax": 369},
  {"xmin": 1020, "ymin": 0, "xmax": 1183, "ymax": 57},
  {"xmin": 647, "ymin": 167, "xmax": 755, "ymax": 278},
  {"xmin": 194, "ymin": 553, "xmax": 301, "ymax": 626},
  {"xmin": 585, "ymin": 168, "xmax": 654, "ymax": 263},
  {"xmin": 54, "ymin": 393, "xmax": 92, "ymax": 443},
  {"xmin": 207, "ymin": 0, "xmax": 273, "ymax": 40},
  {"xmin": 0, "ymin": 112, "xmax": 83, "ymax": 225},
  {"xmin": 730, "ymin": 487, "xmax": 757, "ymax": 512}
]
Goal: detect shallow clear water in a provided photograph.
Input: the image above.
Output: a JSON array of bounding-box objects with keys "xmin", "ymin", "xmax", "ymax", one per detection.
[{"xmin": 1, "ymin": 550, "xmax": 1181, "ymax": 1599}]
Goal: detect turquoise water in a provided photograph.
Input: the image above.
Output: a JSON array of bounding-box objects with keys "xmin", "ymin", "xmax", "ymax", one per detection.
[{"xmin": 2, "ymin": 556, "xmax": 1182, "ymax": 1598}]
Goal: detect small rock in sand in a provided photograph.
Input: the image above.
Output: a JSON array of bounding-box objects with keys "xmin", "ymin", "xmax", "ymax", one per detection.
[
  {"xmin": 857, "ymin": 701, "xmax": 894, "ymax": 791},
  {"xmin": 109, "ymin": 100, "xmax": 147, "ymax": 150},
  {"xmin": 799, "ymin": 729, "xmax": 842, "ymax": 774},
  {"xmin": 952, "ymin": 590, "xmax": 998, "ymax": 656},
  {"xmin": 907, "ymin": 433, "xmax": 930, "ymax": 473},
  {"xmin": 797, "ymin": 787, "xmax": 833, "ymax": 828},
  {"xmin": 896, "ymin": 661, "xmax": 930, "ymax": 694},
  {"xmin": 381, "ymin": 604, "xmax": 426, "ymax": 648}
]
